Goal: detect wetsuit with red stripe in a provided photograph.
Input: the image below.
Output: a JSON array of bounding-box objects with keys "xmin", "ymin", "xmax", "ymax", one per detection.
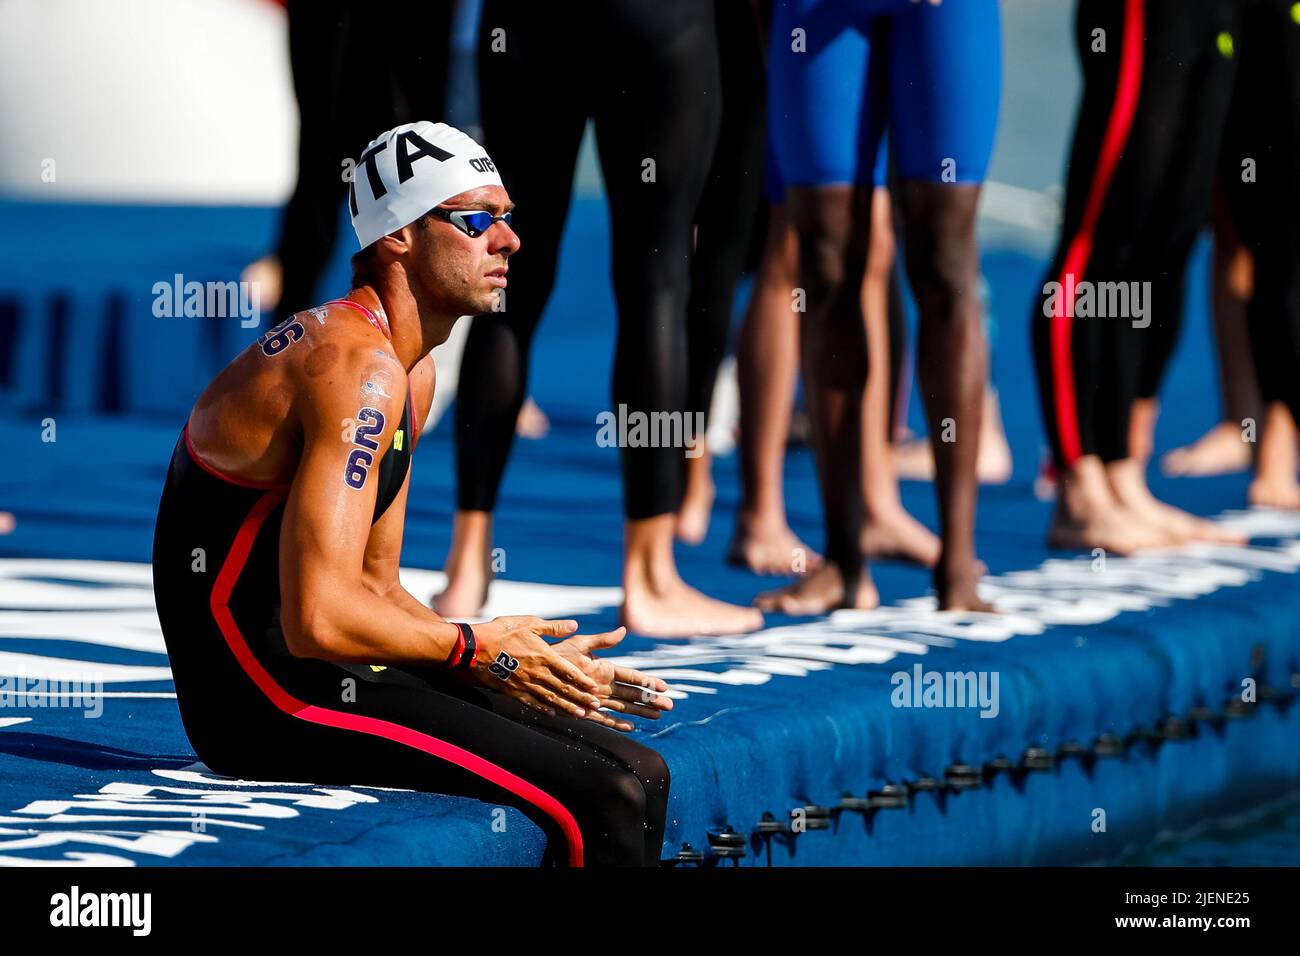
[
  {"xmin": 1032, "ymin": 0, "xmax": 1241, "ymax": 469},
  {"xmin": 151, "ymin": 302, "xmax": 670, "ymax": 868}
]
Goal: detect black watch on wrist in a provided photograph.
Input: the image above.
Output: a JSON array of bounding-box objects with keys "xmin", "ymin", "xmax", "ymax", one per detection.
[{"xmin": 452, "ymin": 621, "xmax": 477, "ymax": 671}]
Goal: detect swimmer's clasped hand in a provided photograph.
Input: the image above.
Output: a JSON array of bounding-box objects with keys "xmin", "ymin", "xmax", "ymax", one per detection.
[
  {"xmin": 464, "ymin": 617, "xmax": 672, "ymax": 732},
  {"xmin": 552, "ymin": 626, "xmax": 674, "ymax": 733},
  {"xmin": 465, "ymin": 615, "xmax": 604, "ymax": 719},
  {"xmin": 488, "ymin": 650, "xmax": 520, "ymax": 681}
]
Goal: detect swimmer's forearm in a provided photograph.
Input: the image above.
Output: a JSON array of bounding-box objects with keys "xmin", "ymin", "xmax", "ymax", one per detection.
[
  {"xmin": 384, "ymin": 582, "xmax": 447, "ymax": 624},
  {"xmin": 285, "ymin": 584, "xmax": 459, "ymax": 665}
]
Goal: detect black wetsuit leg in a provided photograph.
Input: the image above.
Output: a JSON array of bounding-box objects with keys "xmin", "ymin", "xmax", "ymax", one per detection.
[
  {"xmin": 594, "ymin": 0, "xmax": 722, "ymax": 518},
  {"xmin": 1226, "ymin": 0, "xmax": 1300, "ymax": 424},
  {"xmin": 284, "ymin": 662, "xmax": 671, "ymax": 868},
  {"xmin": 1127, "ymin": 2, "xmax": 1239, "ymax": 408},
  {"xmin": 456, "ymin": 0, "xmax": 722, "ymax": 520},
  {"xmin": 685, "ymin": 0, "xmax": 767, "ymax": 437},
  {"xmin": 274, "ymin": 0, "xmax": 453, "ymax": 321},
  {"xmin": 1209, "ymin": 179, "xmax": 1264, "ymax": 429},
  {"xmin": 454, "ymin": 0, "xmax": 589, "ymax": 512}
]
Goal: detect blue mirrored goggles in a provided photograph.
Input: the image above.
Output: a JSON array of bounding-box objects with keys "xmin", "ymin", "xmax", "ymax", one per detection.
[{"xmin": 429, "ymin": 207, "xmax": 513, "ymax": 238}]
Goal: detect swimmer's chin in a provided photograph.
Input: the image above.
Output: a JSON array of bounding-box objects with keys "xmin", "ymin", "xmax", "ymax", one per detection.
[{"xmin": 443, "ymin": 292, "xmax": 500, "ymax": 323}]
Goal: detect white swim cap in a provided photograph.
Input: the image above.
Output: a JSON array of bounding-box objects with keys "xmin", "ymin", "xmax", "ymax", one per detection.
[{"xmin": 349, "ymin": 121, "xmax": 504, "ymax": 249}]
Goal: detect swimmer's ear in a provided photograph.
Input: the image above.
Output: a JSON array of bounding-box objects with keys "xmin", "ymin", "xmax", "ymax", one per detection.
[{"xmin": 378, "ymin": 228, "xmax": 413, "ymax": 256}]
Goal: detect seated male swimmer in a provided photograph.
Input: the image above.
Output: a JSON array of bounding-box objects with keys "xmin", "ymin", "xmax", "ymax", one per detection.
[{"xmin": 152, "ymin": 122, "xmax": 673, "ymax": 867}]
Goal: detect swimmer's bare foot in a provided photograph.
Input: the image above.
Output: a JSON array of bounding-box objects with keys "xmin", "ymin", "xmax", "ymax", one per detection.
[
  {"xmin": 0, "ymin": 512, "xmax": 13, "ymax": 535},
  {"xmin": 860, "ymin": 504, "xmax": 941, "ymax": 567},
  {"xmin": 241, "ymin": 255, "xmax": 283, "ymax": 312},
  {"xmin": 934, "ymin": 556, "xmax": 993, "ymax": 613},
  {"xmin": 1106, "ymin": 458, "xmax": 1247, "ymax": 545},
  {"xmin": 1248, "ymin": 473, "xmax": 1300, "ymax": 509},
  {"xmin": 753, "ymin": 562, "xmax": 879, "ymax": 616},
  {"xmin": 675, "ymin": 446, "xmax": 714, "ymax": 545},
  {"xmin": 515, "ymin": 396, "xmax": 549, "ymax": 439},
  {"xmin": 433, "ymin": 510, "xmax": 492, "ymax": 617},
  {"xmin": 893, "ymin": 390, "xmax": 1012, "ymax": 484},
  {"xmin": 1247, "ymin": 402, "xmax": 1300, "ymax": 509},
  {"xmin": 1161, "ymin": 421, "xmax": 1253, "ymax": 477},
  {"xmin": 622, "ymin": 578, "xmax": 764, "ymax": 637},
  {"xmin": 1046, "ymin": 456, "xmax": 1175, "ymax": 554},
  {"xmin": 1046, "ymin": 499, "xmax": 1172, "ymax": 554},
  {"xmin": 623, "ymin": 515, "xmax": 763, "ymax": 637},
  {"xmin": 727, "ymin": 511, "xmax": 821, "ymax": 575}
]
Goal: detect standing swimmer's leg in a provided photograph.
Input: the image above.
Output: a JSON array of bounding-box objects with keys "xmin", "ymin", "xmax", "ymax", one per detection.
[
  {"xmin": 1249, "ymin": 404, "xmax": 1300, "ymax": 508},
  {"xmin": 1127, "ymin": 267, "xmax": 1190, "ymax": 466},
  {"xmin": 1161, "ymin": 187, "xmax": 1261, "ymax": 478},
  {"xmin": 858, "ymin": 185, "xmax": 941, "ymax": 568},
  {"xmin": 728, "ymin": 203, "xmax": 822, "ymax": 575},
  {"xmin": 677, "ymin": 0, "xmax": 768, "ymax": 547},
  {"xmin": 728, "ymin": 99, "xmax": 821, "ymax": 576},
  {"xmin": 894, "ymin": 182, "xmax": 990, "ymax": 609},
  {"xmin": 887, "ymin": 0, "xmax": 1000, "ymax": 607},
  {"xmin": 252, "ymin": 0, "xmax": 350, "ymax": 320},
  {"xmin": 1243, "ymin": 266, "xmax": 1300, "ymax": 508},
  {"xmin": 595, "ymin": 0, "xmax": 762, "ymax": 637},
  {"xmin": 730, "ymin": 185, "xmax": 933, "ymax": 574},
  {"xmin": 1106, "ymin": 264, "xmax": 1245, "ymax": 544},
  {"xmin": 268, "ymin": 0, "xmax": 455, "ymax": 321},
  {"xmin": 435, "ymin": 1, "xmax": 588, "ymax": 616},
  {"xmin": 1232, "ymin": 0, "xmax": 1300, "ymax": 509},
  {"xmin": 381, "ymin": 0, "xmax": 453, "ymax": 129},
  {"xmin": 754, "ymin": 183, "xmax": 880, "ymax": 614},
  {"xmin": 1095, "ymin": 0, "xmax": 1245, "ymax": 545},
  {"xmin": 1123, "ymin": 264, "xmax": 1187, "ymax": 467},
  {"xmin": 754, "ymin": 0, "xmax": 883, "ymax": 614},
  {"xmin": 1032, "ymin": 0, "xmax": 1180, "ymax": 554}
]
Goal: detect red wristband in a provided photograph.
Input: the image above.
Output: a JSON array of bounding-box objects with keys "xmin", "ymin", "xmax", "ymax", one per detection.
[{"xmin": 446, "ymin": 628, "xmax": 466, "ymax": 669}]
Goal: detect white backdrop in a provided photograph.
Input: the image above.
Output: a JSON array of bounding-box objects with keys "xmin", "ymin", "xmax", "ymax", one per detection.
[{"xmin": 0, "ymin": 0, "xmax": 296, "ymax": 203}]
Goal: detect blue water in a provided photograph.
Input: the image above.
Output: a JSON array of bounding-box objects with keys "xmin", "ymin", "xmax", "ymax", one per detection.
[{"xmin": 1113, "ymin": 792, "xmax": 1300, "ymax": 867}]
